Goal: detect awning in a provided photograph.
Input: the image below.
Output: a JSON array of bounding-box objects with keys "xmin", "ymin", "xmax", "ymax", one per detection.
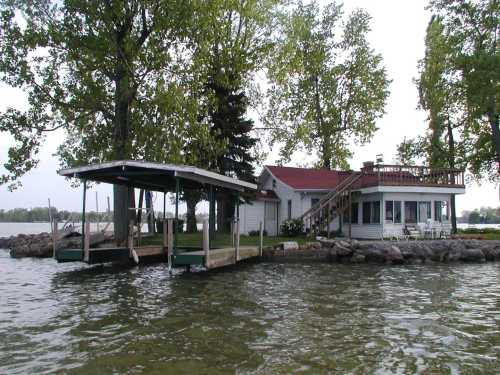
[{"xmin": 58, "ymin": 160, "xmax": 257, "ymax": 192}]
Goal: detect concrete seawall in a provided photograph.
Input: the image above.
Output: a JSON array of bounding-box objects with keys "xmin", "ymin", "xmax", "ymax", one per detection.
[{"xmin": 263, "ymin": 239, "xmax": 500, "ymax": 264}]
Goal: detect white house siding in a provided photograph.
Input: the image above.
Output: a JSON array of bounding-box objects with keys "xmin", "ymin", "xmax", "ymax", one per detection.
[
  {"xmin": 239, "ymin": 201, "xmax": 264, "ymax": 235},
  {"xmin": 262, "ymin": 174, "xmax": 304, "ymax": 228},
  {"xmin": 341, "ymin": 192, "xmax": 383, "ymax": 239}
]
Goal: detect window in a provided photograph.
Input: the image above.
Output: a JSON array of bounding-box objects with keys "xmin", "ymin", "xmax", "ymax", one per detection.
[
  {"xmin": 372, "ymin": 201, "xmax": 381, "ymax": 224},
  {"xmin": 418, "ymin": 201, "xmax": 431, "ymax": 222},
  {"xmin": 435, "ymin": 201, "xmax": 449, "ymax": 222},
  {"xmin": 311, "ymin": 198, "xmax": 320, "ymax": 207},
  {"xmin": 272, "ymin": 179, "xmax": 276, "ymax": 189},
  {"xmin": 287, "ymin": 200, "xmax": 292, "ymax": 220},
  {"xmin": 405, "ymin": 201, "xmax": 417, "ymax": 223},
  {"xmin": 394, "ymin": 201, "xmax": 402, "ymax": 223},
  {"xmin": 363, "ymin": 201, "xmax": 380, "ymax": 224},
  {"xmin": 351, "ymin": 202, "xmax": 359, "ymax": 224},
  {"xmin": 385, "ymin": 201, "xmax": 402, "ymax": 223},
  {"xmin": 363, "ymin": 202, "xmax": 371, "ymax": 224},
  {"xmin": 385, "ymin": 201, "xmax": 393, "ymax": 222}
]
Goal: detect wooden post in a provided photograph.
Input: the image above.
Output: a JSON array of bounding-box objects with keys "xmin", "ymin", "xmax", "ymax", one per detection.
[
  {"xmin": 203, "ymin": 219, "xmax": 209, "ymax": 268},
  {"xmin": 162, "ymin": 220, "xmax": 168, "ymax": 254},
  {"xmin": 259, "ymin": 221, "xmax": 263, "ymax": 257},
  {"xmin": 81, "ymin": 180, "xmax": 87, "ymax": 251},
  {"xmin": 84, "ymin": 221, "xmax": 90, "ymax": 262},
  {"xmin": 128, "ymin": 220, "xmax": 134, "ymax": 258},
  {"xmin": 52, "ymin": 219, "xmax": 58, "ymax": 258},
  {"xmin": 348, "ymin": 189, "xmax": 352, "ymax": 240},
  {"xmin": 48, "ymin": 198, "xmax": 53, "ymax": 234},
  {"xmin": 95, "ymin": 191, "xmax": 100, "ymax": 232},
  {"xmin": 167, "ymin": 218, "xmax": 174, "ymax": 269},
  {"xmin": 235, "ymin": 219, "xmax": 240, "ymax": 262},
  {"xmin": 174, "ymin": 178, "xmax": 179, "ymax": 254},
  {"xmin": 230, "ymin": 221, "xmax": 234, "ymax": 246}
]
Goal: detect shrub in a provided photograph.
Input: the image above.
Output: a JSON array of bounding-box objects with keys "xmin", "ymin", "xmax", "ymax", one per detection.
[
  {"xmin": 280, "ymin": 218, "xmax": 304, "ymax": 237},
  {"xmin": 248, "ymin": 229, "xmax": 267, "ymax": 237}
]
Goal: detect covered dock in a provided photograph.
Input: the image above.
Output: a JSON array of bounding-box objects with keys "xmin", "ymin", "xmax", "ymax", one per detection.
[{"xmin": 55, "ymin": 160, "xmax": 261, "ymax": 270}]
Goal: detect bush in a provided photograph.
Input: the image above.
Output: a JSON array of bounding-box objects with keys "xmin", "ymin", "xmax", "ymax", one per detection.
[
  {"xmin": 248, "ymin": 229, "xmax": 267, "ymax": 237},
  {"xmin": 280, "ymin": 218, "xmax": 304, "ymax": 237}
]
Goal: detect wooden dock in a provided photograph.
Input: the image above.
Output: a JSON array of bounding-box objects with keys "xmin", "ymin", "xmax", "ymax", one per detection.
[{"xmin": 55, "ymin": 219, "xmax": 263, "ymax": 270}]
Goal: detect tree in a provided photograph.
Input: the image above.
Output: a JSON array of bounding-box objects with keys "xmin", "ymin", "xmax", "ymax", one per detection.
[
  {"xmin": 264, "ymin": 1, "xmax": 390, "ymax": 169},
  {"xmin": 183, "ymin": 0, "xmax": 275, "ymax": 232},
  {"xmin": 0, "ymin": 1, "xmax": 216, "ymax": 244},
  {"xmin": 429, "ymin": 0, "xmax": 500, "ymax": 180}
]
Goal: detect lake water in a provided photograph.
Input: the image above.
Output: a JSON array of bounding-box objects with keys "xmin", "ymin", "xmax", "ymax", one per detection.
[{"xmin": 1, "ymin": 249, "xmax": 500, "ymax": 374}]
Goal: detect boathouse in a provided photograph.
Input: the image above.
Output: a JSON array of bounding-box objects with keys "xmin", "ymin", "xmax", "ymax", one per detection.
[{"xmin": 55, "ymin": 160, "xmax": 260, "ymax": 269}]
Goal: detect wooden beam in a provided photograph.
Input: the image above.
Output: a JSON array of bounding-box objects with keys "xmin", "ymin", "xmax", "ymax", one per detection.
[
  {"xmin": 84, "ymin": 221, "xmax": 90, "ymax": 262},
  {"xmin": 203, "ymin": 219, "xmax": 209, "ymax": 268}
]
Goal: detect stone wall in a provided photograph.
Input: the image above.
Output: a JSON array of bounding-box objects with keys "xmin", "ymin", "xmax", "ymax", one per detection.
[{"xmin": 263, "ymin": 239, "xmax": 500, "ymax": 264}]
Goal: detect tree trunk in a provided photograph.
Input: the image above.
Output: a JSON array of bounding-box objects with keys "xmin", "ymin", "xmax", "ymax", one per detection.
[
  {"xmin": 447, "ymin": 121, "xmax": 457, "ymax": 234},
  {"xmin": 185, "ymin": 194, "xmax": 198, "ymax": 233},
  {"xmin": 216, "ymin": 196, "xmax": 235, "ymax": 233},
  {"xmin": 145, "ymin": 191, "xmax": 154, "ymax": 233},
  {"xmin": 488, "ymin": 111, "xmax": 500, "ymax": 171},
  {"xmin": 111, "ymin": 30, "xmax": 134, "ymax": 245}
]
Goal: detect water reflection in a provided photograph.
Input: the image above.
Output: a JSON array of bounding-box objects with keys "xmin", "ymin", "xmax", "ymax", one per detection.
[{"xmin": 1, "ymin": 250, "xmax": 500, "ymax": 374}]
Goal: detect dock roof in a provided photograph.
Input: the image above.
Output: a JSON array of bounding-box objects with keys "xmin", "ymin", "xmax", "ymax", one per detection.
[{"xmin": 58, "ymin": 160, "xmax": 257, "ymax": 192}]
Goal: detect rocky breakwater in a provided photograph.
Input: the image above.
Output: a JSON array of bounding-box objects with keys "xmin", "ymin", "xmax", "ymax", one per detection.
[
  {"xmin": 263, "ymin": 239, "xmax": 500, "ymax": 264},
  {"xmin": 0, "ymin": 231, "xmax": 113, "ymax": 258}
]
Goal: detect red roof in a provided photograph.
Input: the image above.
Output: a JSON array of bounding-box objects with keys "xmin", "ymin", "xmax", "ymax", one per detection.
[{"xmin": 265, "ymin": 166, "xmax": 351, "ymax": 190}]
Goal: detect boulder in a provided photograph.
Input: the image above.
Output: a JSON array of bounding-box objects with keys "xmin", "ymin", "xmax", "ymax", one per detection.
[
  {"xmin": 482, "ymin": 246, "xmax": 500, "ymax": 261},
  {"xmin": 384, "ymin": 245, "xmax": 405, "ymax": 264},
  {"xmin": 350, "ymin": 252, "xmax": 366, "ymax": 263},
  {"xmin": 304, "ymin": 242, "xmax": 321, "ymax": 251},
  {"xmin": 364, "ymin": 248, "xmax": 386, "ymax": 263},
  {"xmin": 279, "ymin": 241, "xmax": 299, "ymax": 251},
  {"xmin": 460, "ymin": 248, "xmax": 485, "ymax": 262},
  {"xmin": 334, "ymin": 244, "xmax": 353, "ymax": 257}
]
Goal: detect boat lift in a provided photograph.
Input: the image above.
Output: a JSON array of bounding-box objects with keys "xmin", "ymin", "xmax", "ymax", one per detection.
[{"xmin": 55, "ymin": 160, "xmax": 261, "ymax": 269}]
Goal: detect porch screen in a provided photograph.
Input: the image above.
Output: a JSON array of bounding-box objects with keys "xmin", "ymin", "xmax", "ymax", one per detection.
[
  {"xmin": 434, "ymin": 201, "xmax": 449, "ymax": 222},
  {"xmin": 405, "ymin": 202, "xmax": 417, "ymax": 223},
  {"xmin": 419, "ymin": 201, "xmax": 431, "ymax": 222}
]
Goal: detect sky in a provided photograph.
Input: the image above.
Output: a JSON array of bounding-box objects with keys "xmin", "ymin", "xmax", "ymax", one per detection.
[{"xmin": 0, "ymin": 0, "xmax": 498, "ymax": 216}]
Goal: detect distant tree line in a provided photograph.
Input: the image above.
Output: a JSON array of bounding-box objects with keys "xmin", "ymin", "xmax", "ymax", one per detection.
[
  {"xmin": 459, "ymin": 207, "xmax": 500, "ymax": 224},
  {"xmin": 0, "ymin": 207, "xmax": 209, "ymax": 224}
]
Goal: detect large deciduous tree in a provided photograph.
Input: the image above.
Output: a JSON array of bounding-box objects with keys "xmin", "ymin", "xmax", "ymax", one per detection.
[
  {"xmin": 0, "ymin": 1, "xmax": 214, "ymax": 244},
  {"xmin": 429, "ymin": 0, "xmax": 500, "ymax": 179},
  {"xmin": 265, "ymin": 1, "xmax": 390, "ymax": 170}
]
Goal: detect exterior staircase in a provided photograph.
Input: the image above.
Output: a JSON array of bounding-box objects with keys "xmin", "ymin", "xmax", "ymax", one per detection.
[{"xmin": 301, "ymin": 172, "xmax": 363, "ymax": 237}]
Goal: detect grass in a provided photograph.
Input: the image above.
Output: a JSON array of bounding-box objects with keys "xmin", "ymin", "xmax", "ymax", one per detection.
[
  {"xmin": 456, "ymin": 228, "xmax": 500, "ymax": 240},
  {"xmin": 141, "ymin": 231, "xmax": 310, "ymax": 248}
]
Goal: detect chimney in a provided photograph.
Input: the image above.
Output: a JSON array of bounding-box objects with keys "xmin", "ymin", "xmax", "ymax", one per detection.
[{"xmin": 362, "ymin": 161, "xmax": 374, "ymax": 172}]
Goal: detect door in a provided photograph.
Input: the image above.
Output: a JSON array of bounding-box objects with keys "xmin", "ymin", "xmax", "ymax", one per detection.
[{"xmin": 265, "ymin": 201, "xmax": 278, "ymax": 236}]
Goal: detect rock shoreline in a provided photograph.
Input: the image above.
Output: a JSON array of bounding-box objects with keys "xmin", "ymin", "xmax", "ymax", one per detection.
[
  {"xmin": 263, "ymin": 239, "xmax": 500, "ymax": 264},
  {"xmin": 0, "ymin": 231, "xmax": 113, "ymax": 258}
]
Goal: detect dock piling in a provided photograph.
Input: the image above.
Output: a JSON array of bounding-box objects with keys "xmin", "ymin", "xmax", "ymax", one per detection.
[
  {"xmin": 203, "ymin": 219, "xmax": 209, "ymax": 268},
  {"xmin": 83, "ymin": 221, "xmax": 90, "ymax": 262}
]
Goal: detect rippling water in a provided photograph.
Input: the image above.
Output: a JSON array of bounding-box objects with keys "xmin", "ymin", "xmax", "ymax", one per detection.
[{"xmin": 1, "ymin": 250, "xmax": 500, "ymax": 374}]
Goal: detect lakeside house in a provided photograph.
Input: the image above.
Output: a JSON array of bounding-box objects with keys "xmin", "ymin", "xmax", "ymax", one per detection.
[{"xmin": 239, "ymin": 162, "xmax": 465, "ymax": 239}]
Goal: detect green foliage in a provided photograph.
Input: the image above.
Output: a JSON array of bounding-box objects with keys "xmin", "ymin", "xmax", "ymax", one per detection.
[
  {"xmin": 280, "ymin": 218, "xmax": 304, "ymax": 237},
  {"xmin": 265, "ymin": 0, "xmax": 390, "ymax": 169},
  {"xmin": 424, "ymin": 0, "xmax": 500, "ymax": 181},
  {"xmin": 0, "ymin": 1, "xmax": 224, "ymax": 190},
  {"xmin": 461, "ymin": 206, "xmax": 500, "ymax": 224},
  {"xmin": 0, "ymin": 207, "xmax": 109, "ymax": 223}
]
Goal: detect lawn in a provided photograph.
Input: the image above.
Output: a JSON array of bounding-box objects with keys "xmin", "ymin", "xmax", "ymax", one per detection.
[
  {"xmin": 456, "ymin": 228, "xmax": 500, "ymax": 240},
  {"xmin": 141, "ymin": 231, "xmax": 310, "ymax": 248}
]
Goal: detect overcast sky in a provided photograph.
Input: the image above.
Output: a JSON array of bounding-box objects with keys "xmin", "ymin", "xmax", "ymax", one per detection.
[{"xmin": 0, "ymin": 0, "xmax": 498, "ymax": 215}]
